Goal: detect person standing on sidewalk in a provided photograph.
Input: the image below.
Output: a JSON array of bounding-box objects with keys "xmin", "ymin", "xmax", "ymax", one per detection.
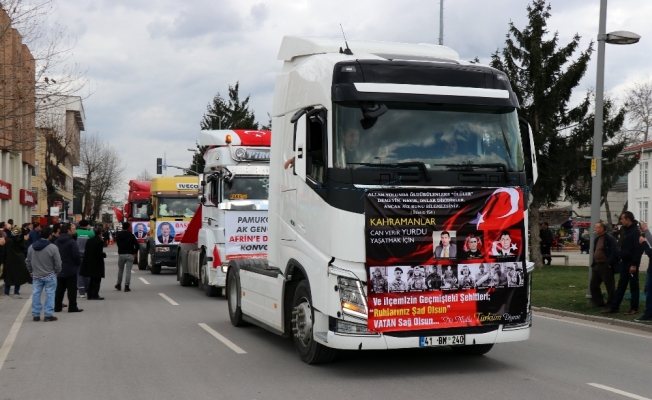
[
  {"xmin": 75, "ymin": 220, "xmax": 94, "ymax": 299},
  {"xmin": 2, "ymin": 227, "xmax": 30, "ymax": 298},
  {"xmin": 540, "ymin": 222, "xmax": 553, "ymax": 265},
  {"xmin": 635, "ymin": 221, "xmax": 652, "ymax": 322},
  {"xmin": 54, "ymin": 223, "xmax": 83, "ymax": 313},
  {"xmin": 26, "ymin": 222, "xmax": 42, "ymax": 249},
  {"xmin": 80, "ymin": 226, "xmax": 106, "ymax": 300},
  {"xmin": 26, "ymin": 227, "xmax": 62, "ymax": 321},
  {"xmin": 589, "ymin": 221, "xmax": 619, "ymax": 307},
  {"xmin": 603, "ymin": 212, "xmax": 643, "ymax": 315},
  {"xmin": 115, "ymin": 222, "xmax": 139, "ymax": 292}
]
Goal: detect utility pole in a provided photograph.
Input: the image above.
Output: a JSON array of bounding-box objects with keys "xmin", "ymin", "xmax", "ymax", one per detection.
[{"xmin": 438, "ymin": 0, "xmax": 444, "ymax": 45}]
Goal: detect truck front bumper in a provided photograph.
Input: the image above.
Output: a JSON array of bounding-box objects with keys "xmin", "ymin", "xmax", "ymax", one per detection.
[{"xmin": 313, "ymin": 310, "xmax": 530, "ymax": 350}]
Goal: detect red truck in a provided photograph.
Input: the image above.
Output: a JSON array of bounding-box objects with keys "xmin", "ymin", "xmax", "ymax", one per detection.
[{"xmin": 123, "ymin": 180, "xmax": 151, "ymax": 270}]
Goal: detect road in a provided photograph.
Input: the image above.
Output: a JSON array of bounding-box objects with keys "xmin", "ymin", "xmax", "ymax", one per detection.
[{"xmin": 1, "ymin": 251, "xmax": 650, "ymax": 400}]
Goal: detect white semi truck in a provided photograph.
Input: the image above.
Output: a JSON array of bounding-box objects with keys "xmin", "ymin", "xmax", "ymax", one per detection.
[
  {"xmin": 226, "ymin": 37, "xmax": 538, "ymax": 364},
  {"xmin": 177, "ymin": 130, "xmax": 270, "ymax": 296}
]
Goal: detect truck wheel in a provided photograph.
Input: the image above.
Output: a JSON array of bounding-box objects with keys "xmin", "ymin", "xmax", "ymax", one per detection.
[
  {"xmin": 178, "ymin": 254, "xmax": 193, "ymax": 287},
  {"xmin": 202, "ymin": 265, "xmax": 220, "ymax": 297},
  {"xmin": 151, "ymin": 263, "xmax": 162, "ymax": 275},
  {"xmin": 291, "ymin": 280, "xmax": 337, "ymax": 364},
  {"xmin": 138, "ymin": 248, "xmax": 147, "ymax": 270},
  {"xmin": 227, "ymin": 267, "xmax": 248, "ymax": 327},
  {"xmin": 450, "ymin": 344, "xmax": 494, "ymax": 356}
]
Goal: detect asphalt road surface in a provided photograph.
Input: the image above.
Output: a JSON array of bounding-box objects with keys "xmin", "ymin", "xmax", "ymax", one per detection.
[{"xmin": 1, "ymin": 251, "xmax": 650, "ymax": 400}]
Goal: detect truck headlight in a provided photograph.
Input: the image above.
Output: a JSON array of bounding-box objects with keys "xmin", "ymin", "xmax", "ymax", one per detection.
[
  {"xmin": 221, "ymin": 265, "xmax": 228, "ymax": 273},
  {"xmin": 156, "ymin": 247, "xmax": 170, "ymax": 252},
  {"xmin": 337, "ymin": 276, "xmax": 368, "ymax": 318}
]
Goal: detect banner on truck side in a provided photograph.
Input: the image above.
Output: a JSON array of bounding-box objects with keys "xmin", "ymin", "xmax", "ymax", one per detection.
[
  {"xmin": 155, "ymin": 221, "xmax": 189, "ymax": 245},
  {"xmin": 132, "ymin": 222, "xmax": 149, "ymax": 240},
  {"xmin": 224, "ymin": 211, "xmax": 268, "ymax": 259},
  {"xmin": 365, "ymin": 188, "xmax": 528, "ymax": 333}
]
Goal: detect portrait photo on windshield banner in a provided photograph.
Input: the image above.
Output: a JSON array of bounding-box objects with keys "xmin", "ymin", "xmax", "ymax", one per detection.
[{"xmin": 365, "ymin": 188, "xmax": 528, "ymax": 333}]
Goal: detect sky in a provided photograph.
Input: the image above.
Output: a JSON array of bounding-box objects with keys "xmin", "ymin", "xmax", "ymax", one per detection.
[{"xmin": 47, "ymin": 0, "xmax": 652, "ymax": 198}]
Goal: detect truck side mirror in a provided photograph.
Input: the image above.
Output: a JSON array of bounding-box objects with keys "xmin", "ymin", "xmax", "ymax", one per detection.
[{"xmin": 518, "ymin": 117, "xmax": 538, "ymax": 185}]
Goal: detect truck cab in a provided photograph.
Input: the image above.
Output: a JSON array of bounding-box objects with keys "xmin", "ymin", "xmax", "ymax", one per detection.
[
  {"xmin": 123, "ymin": 180, "xmax": 151, "ymax": 270},
  {"xmin": 177, "ymin": 130, "xmax": 270, "ymax": 296},
  {"xmin": 145, "ymin": 176, "xmax": 199, "ymax": 274}
]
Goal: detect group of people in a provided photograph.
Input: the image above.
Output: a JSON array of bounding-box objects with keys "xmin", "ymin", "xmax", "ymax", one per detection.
[
  {"xmin": 590, "ymin": 212, "xmax": 652, "ymax": 322},
  {"xmin": 0, "ymin": 218, "xmax": 139, "ymax": 322}
]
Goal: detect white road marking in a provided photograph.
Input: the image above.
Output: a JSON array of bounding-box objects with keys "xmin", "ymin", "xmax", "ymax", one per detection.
[
  {"xmin": 158, "ymin": 293, "xmax": 178, "ymax": 305},
  {"xmin": 588, "ymin": 383, "xmax": 650, "ymax": 400},
  {"xmin": 534, "ymin": 314, "xmax": 652, "ymax": 339},
  {"xmin": 0, "ymin": 298, "xmax": 32, "ymax": 372},
  {"xmin": 198, "ymin": 323, "xmax": 247, "ymax": 354},
  {"xmin": 139, "ymin": 277, "xmax": 150, "ymax": 285}
]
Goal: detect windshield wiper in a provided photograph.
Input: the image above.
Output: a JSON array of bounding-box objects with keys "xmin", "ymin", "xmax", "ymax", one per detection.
[
  {"xmin": 431, "ymin": 162, "xmax": 510, "ymax": 182},
  {"xmin": 348, "ymin": 162, "xmax": 431, "ymax": 182}
]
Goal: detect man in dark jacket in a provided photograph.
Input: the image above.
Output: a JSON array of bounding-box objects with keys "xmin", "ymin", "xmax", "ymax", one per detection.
[
  {"xmin": 26, "ymin": 222, "xmax": 41, "ymax": 249},
  {"xmin": 54, "ymin": 223, "xmax": 83, "ymax": 313},
  {"xmin": 80, "ymin": 226, "xmax": 106, "ymax": 300},
  {"xmin": 115, "ymin": 222, "xmax": 139, "ymax": 292},
  {"xmin": 589, "ymin": 221, "xmax": 619, "ymax": 307},
  {"xmin": 539, "ymin": 222, "xmax": 553, "ymax": 265},
  {"xmin": 603, "ymin": 212, "xmax": 643, "ymax": 315},
  {"xmin": 2, "ymin": 227, "xmax": 30, "ymax": 298}
]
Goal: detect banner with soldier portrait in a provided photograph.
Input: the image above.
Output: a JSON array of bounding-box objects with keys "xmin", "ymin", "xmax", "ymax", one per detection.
[{"xmin": 365, "ymin": 188, "xmax": 529, "ymax": 333}]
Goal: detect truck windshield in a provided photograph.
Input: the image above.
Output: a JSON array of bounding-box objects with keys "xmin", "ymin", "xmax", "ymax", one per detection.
[
  {"xmin": 333, "ymin": 102, "xmax": 524, "ymax": 171},
  {"xmin": 132, "ymin": 202, "xmax": 148, "ymax": 219},
  {"xmin": 223, "ymin": 177, "xmax": 269, "ymax": 201},
  {"xmin": 158, "ymin": 197, "xmax": 199, "ymax": 218}
]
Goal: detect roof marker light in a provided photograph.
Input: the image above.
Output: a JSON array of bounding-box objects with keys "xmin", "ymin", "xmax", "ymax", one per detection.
[{"xmin": 225, "ymin": 134, "xmax": 232, "ymax": 144}]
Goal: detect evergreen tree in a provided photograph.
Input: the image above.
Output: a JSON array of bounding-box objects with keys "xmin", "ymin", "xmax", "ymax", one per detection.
[
  {"xmin": 190, "ymin": 82, "xmax": 263, "ymax": 173},
  {"xmin": 490, "ymin": 0, "xmax": 594, "ymax": 267}
]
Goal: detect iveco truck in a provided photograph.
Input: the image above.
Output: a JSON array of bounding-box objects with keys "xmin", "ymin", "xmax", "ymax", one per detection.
[
  {"xmin": 226, "ymin": 36, "xmax": 538, "ymax": 364},
  {"xmin": 177, "ymin": 130, "xmax": 270, "ymax": 296}
]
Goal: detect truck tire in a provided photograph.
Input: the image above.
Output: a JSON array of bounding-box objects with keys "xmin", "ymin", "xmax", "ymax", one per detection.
[
  {"xmin": 178, "ymin": 253, "xmax": 193, "ymax": 287},
  {"xmin": 291, "ymin": 280, "xmax": 337, "ymax": 364},
  {"xmin": 202, "ymin": 265, "xmax": 220, "ymax": 297},
  {"xmin": 138, "ymin": 248, "xmax": 147, "ymax": 270},
  {"xmin": 151, "ymin": 263, "xmax": 161, "ymax": 275},
  {"xmin": 227, "ymin": 267, "xmax": 248, "ymax": 327},
  {"xmin": 450, "ymin": 343, "xmax": 494, "ymax": 356}
]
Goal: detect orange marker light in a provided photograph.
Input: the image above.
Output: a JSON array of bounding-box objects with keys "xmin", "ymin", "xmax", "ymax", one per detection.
[{"xmin": 225, "ymin": 134, "xmax": 232, "ymax": 144}]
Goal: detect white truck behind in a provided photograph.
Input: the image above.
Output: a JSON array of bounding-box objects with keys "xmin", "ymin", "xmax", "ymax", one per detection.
[{"xmin": 177, "ymin": 130, "xmax": 270, "ymax": 296}]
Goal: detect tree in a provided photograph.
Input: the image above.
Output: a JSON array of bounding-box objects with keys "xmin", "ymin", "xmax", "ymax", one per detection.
[
  {"xmin": 624, "ymin": 80, "xmax": 652, "ymax": 145},
  {"xmin": 136, "ymin": 168, "xmax": 152, "ymax": 181},
  {"xmin": 190, "ymin": 82, "xmax": 265, "ymax": 173},
  {"xmin": 563, "ymin": 96, "xmax": 638, "ymax": 228},
  {"xmin": 0, "ymin": 0, "xmax": 89, "ymax": 152},
  {"xmin": 490, "ymin": 0, "xmax": 594, "ymax": 267},
  {"xmin": 78, "ymin": 133, "xmax": 125, "ymax": 224}
]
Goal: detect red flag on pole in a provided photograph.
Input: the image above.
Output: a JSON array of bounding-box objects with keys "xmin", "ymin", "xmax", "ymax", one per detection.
[{"xmin": 112, "ymin": 206, "xmax": 124, "ymax": 222}]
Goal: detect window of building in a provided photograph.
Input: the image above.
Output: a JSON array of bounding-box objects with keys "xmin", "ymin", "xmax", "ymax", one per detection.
[
  {"xmin": 639, "ymin": 200, "xmax": 649, "ymax": 222},
  {"xmin": 33, "ymin": 160, "xmax": 38, "ymax": 176},
  {"xmin": 640, "ymin": 162, "xmax": 648, "ymax": 189}
]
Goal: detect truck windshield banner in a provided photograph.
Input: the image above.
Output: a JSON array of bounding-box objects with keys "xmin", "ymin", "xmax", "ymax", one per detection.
[
  {"xmin": 224, "ymin": 211, "xmax": 268, "ymax": 259},
  {"xmin": 365, "ymin": 188, "xmax": 528, "ymax": 333}
]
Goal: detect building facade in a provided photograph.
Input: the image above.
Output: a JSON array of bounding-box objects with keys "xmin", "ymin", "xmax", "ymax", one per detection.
[
  {"xmin": 31, "ymin": 96, "xmax": 85, "ymax": 222},
  {"xmin": 0, "ymin": 8, "xmax": 37, "ymax": 224},
  {"xmin": 624, "ymin": 141, "xmax": 652, "ymax": 223}
]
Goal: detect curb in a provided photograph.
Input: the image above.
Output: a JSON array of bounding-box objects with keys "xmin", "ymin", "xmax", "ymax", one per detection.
[{"xmin": 532, "ymin": 306, "xmax": 652, "ymax": 334}]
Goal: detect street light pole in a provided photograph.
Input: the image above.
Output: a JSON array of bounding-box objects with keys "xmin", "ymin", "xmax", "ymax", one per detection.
[
  {"xmin": 587, "ymin": 0, "xmax": 608, "ymax": 305},
  {"xmin": 587, "ymin": 1, "xmax": 641, "ymax": 306}
]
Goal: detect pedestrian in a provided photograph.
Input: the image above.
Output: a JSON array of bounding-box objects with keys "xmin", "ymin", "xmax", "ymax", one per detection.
[
  {"xmin": 54, "ymin": 223, "xmax": 83, "ymax": 313},
  {"xmin": 75, "ymin": 220, "xmax": 94, "ymax": 299},
  {"xmin": 1, "ymin": 226, "xmax": 30, "ymax": 298},
  {"xmin": 3, "ymin": 219, "xmax": 13, "ymax": 237},
  {"xmin": 635, "ymin": 221, "xmax": 652, "ymax": 322},
  {"xmin": 539, "ymin": 222, "xmax": 553, "ymax": 265},
  {"xmin": 589, "ymin": 221, "xmax": 619, "ymax": 307},
  {"xmin": 115, "ymin": 222, "xmax": 139, "ymax": 292},
  {"xmin": 102, "ymin": 229, "xmax": 110, "ymax": 246},
  {"xmin": 27, "ymin": 222, "xmax": 42, "ymax": 249},
  {"xmin": 50, "ymin": 223, "xmax": 61, "ymax": 243},
  {"xmin": 26, "ymin": 226, "xmax": 62, "ymax": 321},
  {"xmin": 602, "ymin": 212, "xmax": 643, "ymax": 315},
  {"xmin": 80, "ymin": 226, "xmax": 106, "ymax": 300},
  {"xmin": 580, "ymin": 231, "xmax": 591, "ymax": 254}
]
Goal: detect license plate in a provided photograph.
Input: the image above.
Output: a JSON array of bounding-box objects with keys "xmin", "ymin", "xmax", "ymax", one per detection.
[{"xmin": 419, "ymin": 335, "xmax": 465, "ymax": 347}]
